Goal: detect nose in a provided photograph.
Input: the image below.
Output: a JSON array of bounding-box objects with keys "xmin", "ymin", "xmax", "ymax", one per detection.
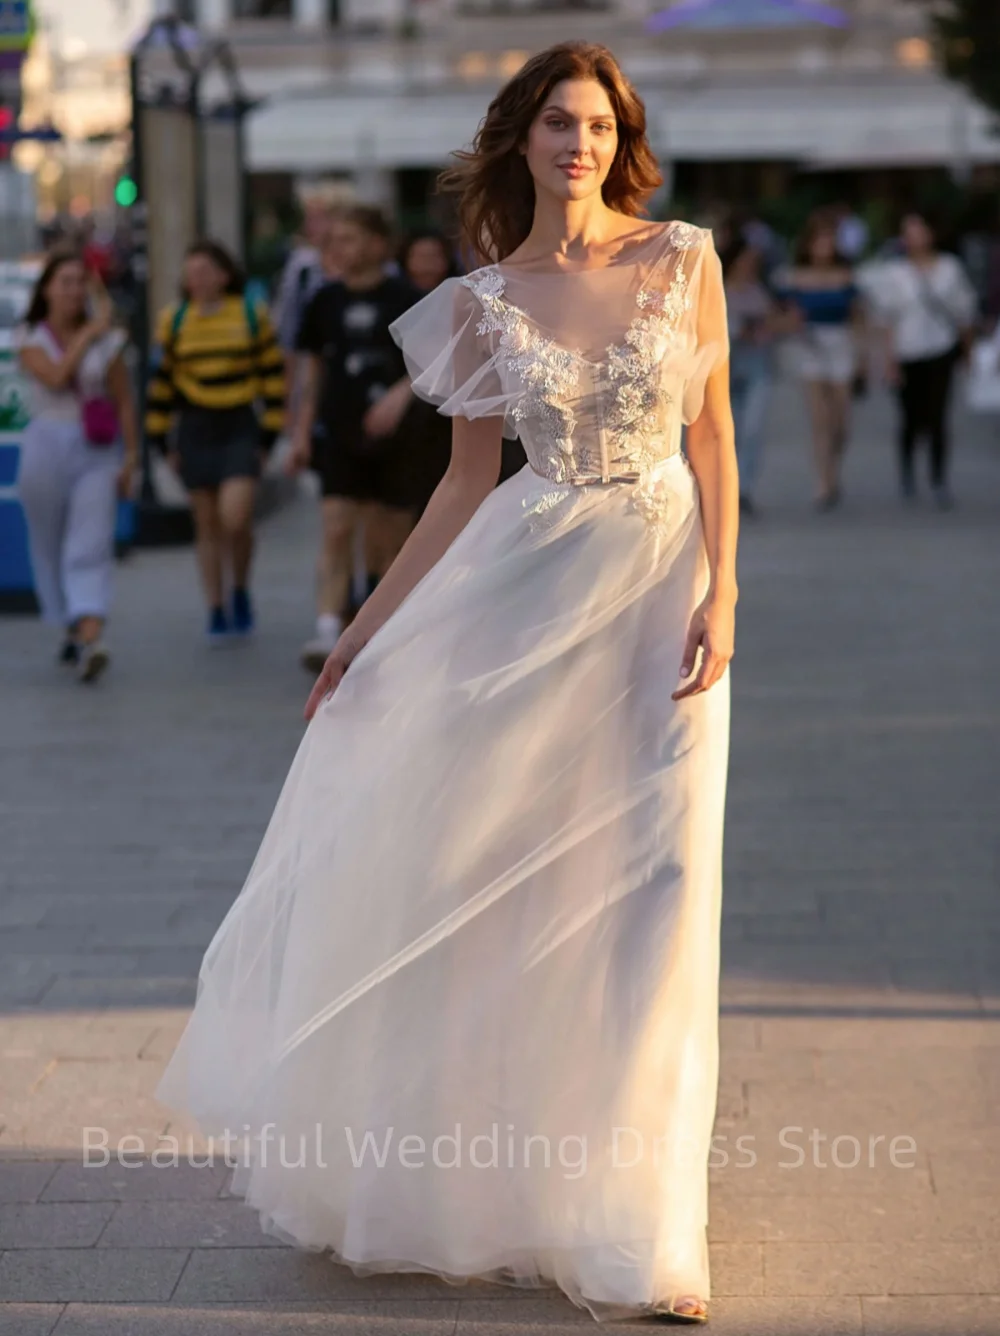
[{"xmin": 567, "ymin": 122, "xmax": 590, "ymax": 157}]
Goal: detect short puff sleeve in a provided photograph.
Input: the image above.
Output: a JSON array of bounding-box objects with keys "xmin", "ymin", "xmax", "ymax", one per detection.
[
  {"xmin": 680, "ymin": 231, "xmax": 730, "ymax": 425},
  {"xmin": 389, "ymin": 277, "xmax": 522, "ymax": 441}
]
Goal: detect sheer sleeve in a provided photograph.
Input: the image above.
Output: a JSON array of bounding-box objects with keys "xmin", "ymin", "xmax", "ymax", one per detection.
[
  {"xmin": 680, "ymin": 231, "xmax": 731, "ymax": 425},
  {"xmin": 389, "ymin": 276, "xmax": 522, "ymax": 440}
]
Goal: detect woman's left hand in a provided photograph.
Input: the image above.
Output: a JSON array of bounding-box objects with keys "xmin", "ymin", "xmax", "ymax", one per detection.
[
  {"xmin": 116, "ymin": 455, "xmax": 137, "ymax": 499},
  {"xmin": 672, "ymin": 594, "xmax": 735, "ymax": 701}
]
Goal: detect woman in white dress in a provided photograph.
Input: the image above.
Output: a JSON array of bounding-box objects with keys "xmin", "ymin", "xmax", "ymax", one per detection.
[
  {"xmin": 16, "ymin": 251, "xmax": 138, "ymax": 681},
  {"xmin": 157, "ymin": 41, "xmax": 738, "ymax": 1326}
]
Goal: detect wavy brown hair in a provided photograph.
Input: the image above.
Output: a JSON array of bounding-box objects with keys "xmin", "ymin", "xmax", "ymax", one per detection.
[
  {"xmin": 24, "ymin": 249, "xmax": 88, "ymax": 328},
  {"xmin": 440, "ymin": 42, "xmax": 663, "ymax": 263}
]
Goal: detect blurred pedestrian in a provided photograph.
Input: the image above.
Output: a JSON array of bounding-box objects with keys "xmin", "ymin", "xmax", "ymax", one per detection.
[
  {"xmin": 833, "ymin": 201, "xmax": 870, "ymax": 264},
  {"xmin": 399, "ymin": 230, "xmax": 459, "ymax": 517},
  {"xmin": 289, "ymin": 206, "xmax": 422, "ymax": 673},
  {"xmin": 282, "ymin": 220, "xmax": 350, "ymax": 431},
  {"xmin": 401, "ymin": 229, "xmax": 458, "ymax": 293},
  {"xmin": 146, "ymin": 240, "xmax": 285, "ymax": 641},
  {"xmin": 722, "ymin": 238, "xmax": 779, "ymax": 515},
  {"xmin": 873, "ymin": 211, "xmax": 977, "ymax": 508},
  {"xmin": 15, "ymin": 250, "xmax": 138, "ymax": 681},
  {"xmin": 272, "ymin": 182, "xmax": 356, "ymax": 363},
  {"xmin": 773, "ymin": 212, "xmax": 867, "ymax": 510}
]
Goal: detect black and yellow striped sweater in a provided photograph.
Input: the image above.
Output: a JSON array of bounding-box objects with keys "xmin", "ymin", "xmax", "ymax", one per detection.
[{"xmin": 145, "ymin": 296, "xmax": 285, "ymax": 450}]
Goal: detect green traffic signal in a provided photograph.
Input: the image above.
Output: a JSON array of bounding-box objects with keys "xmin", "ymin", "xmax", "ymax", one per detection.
[{"xmin": 114, "ymin": 176, "xmax": 138, "ymax": 208}]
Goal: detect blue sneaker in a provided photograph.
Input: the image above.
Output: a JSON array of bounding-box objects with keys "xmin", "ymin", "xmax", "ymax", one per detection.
[
  {"xmin": 207, "ymin": 606, "xmax": 230, "ymax": 643},
  {"xmin": 231, "ymin": 587, "xmax": 254, "ymax": 636}
]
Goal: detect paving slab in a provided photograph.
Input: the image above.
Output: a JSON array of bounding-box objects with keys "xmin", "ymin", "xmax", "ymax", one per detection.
[
  {"xmin": 0, "ymin": 1306, "xmax": 64, "ymax": 1336},
  {"xmin": 0, "ymin": 1201, "xmax": 116, "ymax": 1248},
  {"xmin": 860, "ymin": 1294, "xmax": 1000, "ymax": 1335},
  {"xmin": 51, "ymin": 1302, "xmax": 462, "ymax": 1336},
  {"xmin": 0, "ymin": 1246, "xmax": 190, "ymax": 1301}
]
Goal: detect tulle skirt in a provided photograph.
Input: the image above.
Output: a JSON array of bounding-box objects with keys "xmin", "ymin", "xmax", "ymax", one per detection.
[{"xmin": 156, "ymin": 454, "xmax": 731, "ymax": 1321}]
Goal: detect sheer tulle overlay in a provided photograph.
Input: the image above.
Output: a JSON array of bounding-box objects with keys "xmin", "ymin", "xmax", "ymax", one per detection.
[{"xmin": 156, "ymin": 222, "xmax": 732, "ymax": 1321}]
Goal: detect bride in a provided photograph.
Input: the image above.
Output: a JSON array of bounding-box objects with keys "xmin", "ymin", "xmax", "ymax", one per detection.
[{"xmin": 157, "ymin": 40, "xmax": 738, "ymax": 1327}]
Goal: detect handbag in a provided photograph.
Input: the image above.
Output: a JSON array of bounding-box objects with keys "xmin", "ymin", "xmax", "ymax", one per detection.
[
  {"xmin": 42, "ymin": 321, "xmax": 121, "ymax": 446},
  {"xmin": 81, "ymin": 395, "xmax": 120, "ymax": 447}
]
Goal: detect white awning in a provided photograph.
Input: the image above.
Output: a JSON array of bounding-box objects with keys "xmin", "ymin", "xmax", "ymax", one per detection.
[{"xmin": 245, "ymin": 78, "xmax": 1000, "ymax": 172}]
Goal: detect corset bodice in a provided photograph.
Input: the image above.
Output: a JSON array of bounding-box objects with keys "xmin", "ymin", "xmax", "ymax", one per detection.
[
  {"xmin": 390, "ymin": 220, "xmax": 729, "ymax": 527},
  {"xmin": 461, "ymin": 265, "xmax": 694, "ymax": 486}
]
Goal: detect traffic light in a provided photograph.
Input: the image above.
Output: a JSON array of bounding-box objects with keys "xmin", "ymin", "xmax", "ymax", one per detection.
[{"xmin": 114, "ymin": 175, "xmax": 138, "ymax": 208}]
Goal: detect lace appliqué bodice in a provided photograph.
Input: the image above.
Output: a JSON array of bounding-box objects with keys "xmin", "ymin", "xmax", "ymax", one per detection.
[{"xmin": 461, "ymin": 222, "xmax": 705, "ymax": 536}]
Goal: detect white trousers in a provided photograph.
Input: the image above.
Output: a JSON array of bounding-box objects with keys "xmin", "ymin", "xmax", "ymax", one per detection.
[{"xmin": 17, "ymin": 418, "xmax": 119, "ymax": 627}]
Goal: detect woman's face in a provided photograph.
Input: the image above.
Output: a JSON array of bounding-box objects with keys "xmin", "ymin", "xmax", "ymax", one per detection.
[
  {"xmin": 808, "ymin": 228, "xmax": 838, "ymax": 266},
  {"xmin": 405, "ymin": 237, "xmax": 450, "ymax": 292},
  {"xmin": 523, "ymin": 78, "xmax": 619, "ymax": 205},
  {"xmin": 45, "ymin": 260, "xmax": 88, "ymax": 322},
  {"xmin": 902, "ymin": 214, "xmax": 934, "ymax": 256},
  {"xmin": 183, "ymin": 252, "xmax": 228, "ymax": 303}
]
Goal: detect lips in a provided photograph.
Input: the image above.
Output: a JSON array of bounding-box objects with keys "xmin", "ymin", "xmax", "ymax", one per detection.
[{"xmin": 559, "ymin": 164, "xmax": 592, "ymax": 179}]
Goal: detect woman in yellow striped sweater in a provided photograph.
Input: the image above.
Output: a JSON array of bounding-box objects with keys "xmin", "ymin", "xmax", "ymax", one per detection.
[{"xmin": 146, "ymin": 240, "xmax": 285, "ymax": 640}]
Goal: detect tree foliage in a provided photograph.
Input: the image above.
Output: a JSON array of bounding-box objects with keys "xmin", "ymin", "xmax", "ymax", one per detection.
[{"xmin": 931, "ymin": 0, "xmax": 1000, "ymax": 117}]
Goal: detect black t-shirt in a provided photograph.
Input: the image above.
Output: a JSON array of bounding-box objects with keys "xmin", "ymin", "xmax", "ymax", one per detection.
[{"xmin": 297, "ymin": 275, "xmax": 420, "ymax": 452}]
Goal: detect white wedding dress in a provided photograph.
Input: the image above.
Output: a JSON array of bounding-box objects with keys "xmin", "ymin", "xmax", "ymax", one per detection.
[{"xmin": 157, "ymin": 220, "xmax": 732, "ymax": 1321}]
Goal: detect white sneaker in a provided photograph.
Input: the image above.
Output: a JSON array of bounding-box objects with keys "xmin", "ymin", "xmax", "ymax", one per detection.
[{"xmin": 78, "ymin": 641, "xmax": 110, "ymax": 683}]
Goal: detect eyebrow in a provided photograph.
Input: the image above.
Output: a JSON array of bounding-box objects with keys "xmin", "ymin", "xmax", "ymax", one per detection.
[{"xmin": 540, "ymin": 105, "xmax": 615, "ymax": 121}]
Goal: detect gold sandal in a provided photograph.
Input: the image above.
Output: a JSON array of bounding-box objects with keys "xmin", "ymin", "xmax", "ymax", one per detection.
[{"xmin": 653, "ymin": 1296, "xmax": 709, "ymax": 1324}]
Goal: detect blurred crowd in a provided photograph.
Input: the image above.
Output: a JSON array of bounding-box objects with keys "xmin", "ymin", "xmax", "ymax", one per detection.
[
  {"xmin": 11, "ymin": 186, "xmax": 996, "ymax": 685},
  {"xmin": 713, "ymin": 202, "xmax": 981, "ymax": 516}
]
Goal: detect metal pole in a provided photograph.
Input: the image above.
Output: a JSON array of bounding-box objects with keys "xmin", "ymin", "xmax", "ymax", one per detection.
[
  {"xmin": 191, "ymin": 67, "xmax": 205, "ymax": 237},
  {"xmin": 128, "ymin": 44, "xmax": 155, "ymax": 507}
]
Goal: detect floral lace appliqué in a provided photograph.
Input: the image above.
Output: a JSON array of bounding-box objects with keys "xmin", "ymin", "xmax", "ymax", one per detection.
[
  {"xmin": 665, "ymin": 220, "xmax": 703, "ymax": 252},
  {"xmin": 602, "ymin": 250, "xmax": 695, "ymax": 489},
  {"xmin": 521, "ymin": 485, "xmax": 575, "ymax": 536},
  {"xmin": 461, "ymin": 224, "xmax": 705, "ymax": 534},
  {"xmin": 461, "ymin": 269, "xmax": 580, "ymax": 482}
]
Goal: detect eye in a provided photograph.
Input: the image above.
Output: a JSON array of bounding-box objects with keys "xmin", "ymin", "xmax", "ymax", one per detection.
[
  {"xmin": 545, "ymin": 117, "xmax": 566, "ymax": 129},
  {"xmin": 592, "ymin": 122, "xmax": 614, "ymax": 134}
]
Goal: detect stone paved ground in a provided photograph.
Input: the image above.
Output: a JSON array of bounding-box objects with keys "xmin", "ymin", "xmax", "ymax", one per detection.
[{"xmin": 1, "ymin": 384, "xmax": 998, "ymax": 1335}]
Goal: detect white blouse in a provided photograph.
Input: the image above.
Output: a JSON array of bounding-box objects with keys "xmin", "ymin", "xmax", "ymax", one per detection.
[
  {"xmin": 14, "ymin": 323, "xmax": 126, "ymax": 423},
  {"xmin": 867, "ymin": 255, "xmax": 977, "ymax": 362}
]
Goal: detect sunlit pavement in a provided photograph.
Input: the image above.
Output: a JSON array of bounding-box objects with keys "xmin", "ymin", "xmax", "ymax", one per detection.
[{"xmin": 1, "ymin": 384, "xmax": 998, "ymax": 1334}]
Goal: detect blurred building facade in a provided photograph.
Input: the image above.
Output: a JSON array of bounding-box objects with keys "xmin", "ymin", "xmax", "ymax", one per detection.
[
  {"xmin": 16, "ymin": 35, "xmax": 129, "ymax": 219},
  {"xmin": 181, "ymin": 0, "xmax": 1000, "ymax": 226}
]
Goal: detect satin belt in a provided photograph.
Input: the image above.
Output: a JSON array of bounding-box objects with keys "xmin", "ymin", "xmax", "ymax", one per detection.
[
  {"xmin": 564, "ymin": 473, "xmax": 643, "ymax": 487},
  {"xmin": 568, "ymin": 473, "xmax": 642, "ymax": 487}
]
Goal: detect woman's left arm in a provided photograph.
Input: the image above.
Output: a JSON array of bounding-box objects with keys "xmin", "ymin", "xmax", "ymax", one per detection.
[
  {"xmin": 676, "ymin": 238, "xmax": 739, "ymax": 701},
  {"xmin": 106, "ymin": 350, "xmax": 139, "ymax": 496}
]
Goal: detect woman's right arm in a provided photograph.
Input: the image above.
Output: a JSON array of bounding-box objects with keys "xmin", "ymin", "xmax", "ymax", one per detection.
[
  {"xmin": 304, "ymin": 413, "xmax": 502, "ymax": 719},
  {"xmin": 18, "ymin": 321, "xmax": 103, "ymax": 390},
  {"xmin": 287, "ymin": 353, "xmax": 319, "ymax": 472}
]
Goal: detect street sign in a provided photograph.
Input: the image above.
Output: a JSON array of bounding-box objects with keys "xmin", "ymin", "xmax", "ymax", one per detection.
[
  {"xmin": 0, "ymin": 0, "xmax": 33, "ymax": 53},
  {"xmin": 0, "ymin": 125, "xmax": 60, "ymax": 142}
]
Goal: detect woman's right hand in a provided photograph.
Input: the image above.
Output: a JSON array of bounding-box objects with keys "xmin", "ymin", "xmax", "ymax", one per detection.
[
  {"xmin": 285, "ymin": 431, "xmax": 312, "ymax": 476},
  {"xmin": 304, "ymin": 629, "xmax": 369, "ymax": 721},
  {"xmin": 86, "ymin": 294, "xmax": 114, "ymax": 341}
]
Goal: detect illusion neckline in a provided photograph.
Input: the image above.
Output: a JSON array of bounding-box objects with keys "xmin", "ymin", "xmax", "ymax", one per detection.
[{"xmin": 491, "ymin": 220, "xmax": 691, "ymax": 279}]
